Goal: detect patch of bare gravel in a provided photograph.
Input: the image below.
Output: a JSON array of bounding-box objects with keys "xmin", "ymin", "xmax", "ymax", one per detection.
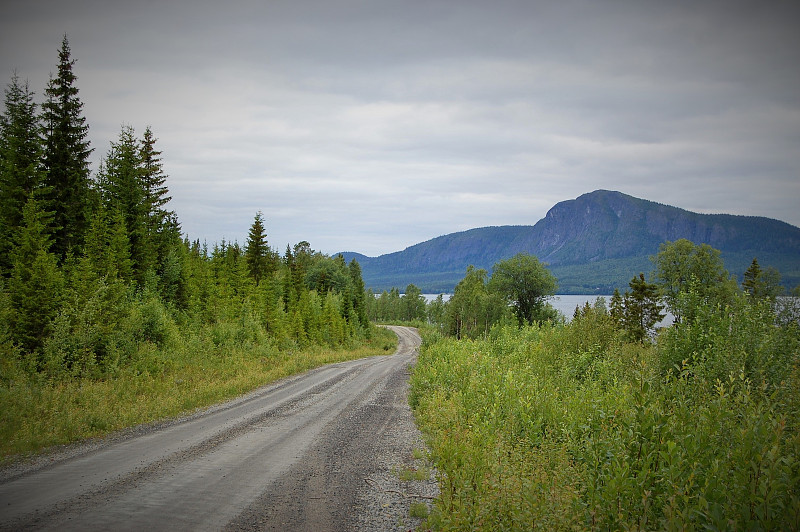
[{"xmin": 349, "ymin": 360, "xmax": 440, "ymax": 531}]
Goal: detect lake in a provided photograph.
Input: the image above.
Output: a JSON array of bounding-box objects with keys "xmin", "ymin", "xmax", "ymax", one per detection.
[
  {"xmin": 423, "ymin": 294, "xmax": 608, "ymax": 320},
  {"xmin": 423, "ymin": 293, "xmax": 674, "ymax": 325}
]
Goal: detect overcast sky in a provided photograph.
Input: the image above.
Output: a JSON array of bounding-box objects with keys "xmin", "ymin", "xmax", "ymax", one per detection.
[{"xmin": 2, "ymin": 0, "xmax": 799, "ymax": 256}]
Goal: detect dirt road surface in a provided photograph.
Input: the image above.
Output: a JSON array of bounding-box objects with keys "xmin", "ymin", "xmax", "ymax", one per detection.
[{"xmin": 0, "ymin": 326, "xmax": 435, "ymax": 531}]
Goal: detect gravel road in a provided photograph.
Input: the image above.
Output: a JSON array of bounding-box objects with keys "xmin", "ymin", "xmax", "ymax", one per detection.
[{"xmin": 0, "ymin": 325, "xmax": 438, "ymax": 531}]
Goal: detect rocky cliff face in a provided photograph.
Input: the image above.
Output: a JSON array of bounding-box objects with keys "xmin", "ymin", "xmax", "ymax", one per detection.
[{"xmin": 527, "ymin": 190, "xmax": 800, "ymax": 266}]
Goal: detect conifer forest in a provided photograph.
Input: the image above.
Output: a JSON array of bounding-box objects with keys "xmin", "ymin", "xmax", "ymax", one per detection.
[{"xmin": 0, "ymin": 37, "xmax": 386, "ymax": 458}]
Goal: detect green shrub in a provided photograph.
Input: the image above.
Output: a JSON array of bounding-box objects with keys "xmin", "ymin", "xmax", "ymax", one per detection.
[{"xmin": 412, "ymin": 301, "xmax": 800, "ymax": 530}]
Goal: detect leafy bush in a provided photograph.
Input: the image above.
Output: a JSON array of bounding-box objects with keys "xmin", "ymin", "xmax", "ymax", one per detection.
[{"xmin": 411, "ymin": 295, "xmax": 800, "ymax": 530}]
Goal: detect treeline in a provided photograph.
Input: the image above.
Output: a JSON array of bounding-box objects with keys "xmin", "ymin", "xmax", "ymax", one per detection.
[
  {"xmin": 367, "ymin": 254, "xmax": 560, "ymax": 336},
  {"xmin": 371, "ymin": 237, "xmax": 793, "ymax": 342},
  {"xmin": 0, "ymin": 36, "xmax": 372, "ymax": 382}
]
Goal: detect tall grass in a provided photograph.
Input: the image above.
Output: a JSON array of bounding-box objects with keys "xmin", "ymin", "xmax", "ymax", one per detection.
[{"xmin": 411, "ymin": 296, "xmax": 800, "ymax": 530}]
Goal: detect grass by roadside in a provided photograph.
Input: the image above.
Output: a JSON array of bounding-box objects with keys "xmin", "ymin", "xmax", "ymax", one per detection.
[{"xmin": 0, "ymin": 326, "xmax": 397, "ymax": 463}]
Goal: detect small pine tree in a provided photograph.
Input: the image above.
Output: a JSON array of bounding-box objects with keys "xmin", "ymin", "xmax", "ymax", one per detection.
[
  {"xmin": 84, "ymin": 206, "xmax": 134, "ymax": 283},
  {"xmin": 742, "ymin": 257, "xmax": 783, "ymax": 300},
  {"xmin": 742, "ymin": 257, "xmax": 763, "ymax": 298},
  {"xmin": 622, "ymin": 273, "xmax": 664, "ymax": 343},
  {"xmin": 8, "ymin": 197, "xmax": 63, "ymax": 357},
  {"xmin": 609, "ymin": 288, "xmax": 624, "ymax": 326}
]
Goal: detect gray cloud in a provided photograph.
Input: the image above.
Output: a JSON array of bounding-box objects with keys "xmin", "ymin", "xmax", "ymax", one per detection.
[{"xmin": 2, "ymin": 0, "xmax": 799, "ymax": 256}]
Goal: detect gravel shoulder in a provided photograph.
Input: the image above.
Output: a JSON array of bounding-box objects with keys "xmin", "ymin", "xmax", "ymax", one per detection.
[{"xmin": 0, "ymin": 326, "xmax": 438, "ymax": 531}]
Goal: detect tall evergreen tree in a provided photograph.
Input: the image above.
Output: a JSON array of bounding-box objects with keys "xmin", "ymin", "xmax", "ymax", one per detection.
[
  {"xmin": 139, "ymin": 126, "xmax": 180, "ymax": 268},
  {"xmin": 139, "ymin": 127, "xmax": 170, "ymax": 218},
  {"xmin": 742, "ymin": 257, "xmax": 763, "ymax": 298},
  {"xmin": 0, "ymin": 74, "xmax": 45, "ymax": 275},
  {"xmin": 97, "ymin": 125, "xmax": 149, "ymax": 281},
  {"xmin": 41, "ymin": 35, "xmax": 93, "ymax": 260},
  {"xmin": 282, "ymin": 244, "xmax": 295, "ymax": 309},
  {"xmin": 245, "ymin": 211, "xmax": 270, "ymax": 285},
  {"xmin": 348, "ymin": 258, "xmax": 368, "ymax": 328}
]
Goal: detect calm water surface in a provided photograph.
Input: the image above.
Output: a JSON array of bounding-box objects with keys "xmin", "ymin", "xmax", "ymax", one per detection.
[{"xmin": 423, "ymin": 293, "xmax": 674, "ymax": 325}]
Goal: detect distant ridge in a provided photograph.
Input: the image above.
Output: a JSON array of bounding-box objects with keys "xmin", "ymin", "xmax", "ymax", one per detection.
[{"xmin": 340, "ymin": 190, "xmax": 800, "ymax": 294}]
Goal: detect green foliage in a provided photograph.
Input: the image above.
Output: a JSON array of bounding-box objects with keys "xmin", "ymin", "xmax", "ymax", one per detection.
[
  {"xmin": 489, "ymin": 252, "xmax": 558, "ymax": 325},
  {"xmin": 0, "ymin": 74, "xmax": 45, "ymax": 276},
  {"xmin": 426, "ymin": 294, "xmax": 447, "ymax": 327},
  {"xmin": 367, "ymin": 255, "xmax": 560, "ymax": 335},
  {"xmin": 411, "ymin": 291, "xmax": 800, "ymax": 529},
  {"xmin": 305, "ymin": 254, "xmax": 350, "ymax": 294},
  {"xmin": 621, "ymin": 273, "xmax": 664, "ymax": 343},
  {"xmin": 8, "ymin": 198, "xmax": 63, "ymax": 358},
  {"xmin": 743, "ymin": 257, "xmax": 784, "ymax": 300},
  {"xmin": 83, "ymin": 207, "xmax": 134, "ymax": 282},
  {"xmin": 41, "ymin": 35, "xmax": 93, "ymax": 260},
  {"xmin": 347, "ymin": 259, "xmax": 369, "ymax": 330},
  {"xmin": 402, "ymin": 283, "xmax": 427, "ymax": 322},
  {"xmin": 0, "ymin": 39, "xmax": 384, "ymax": 459},
  {"xmin": 244, "ymin": 211, "xmax": 277, "ymax": 285},
  {"xmin": 96, "ymin": 125, "xmax": 181, "ymax": 286},
  {"xmin": 652, "ymin": 239, "xmax": 737, "ymax": 322},
  {"xmin": 97, "ymin": 125, "xmax": 148, "ymax": 279},
  {"xmin": 445, "ymin": 266, "xmax": 507, "ymax": 339}
]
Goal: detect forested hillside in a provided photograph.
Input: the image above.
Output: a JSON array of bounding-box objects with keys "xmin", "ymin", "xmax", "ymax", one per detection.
[
  {"xmin": 0, "ymin": 37, "xmax": 386, "ymax": 458},
  {"xmin": 343, "ymin": 190, "xmax": 800, "ymax": 293}
]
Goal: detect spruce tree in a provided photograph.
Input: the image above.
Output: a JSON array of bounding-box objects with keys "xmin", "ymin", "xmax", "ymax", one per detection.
[
  {"xmin": 139, "ymin": 127, "xmax": 171, "ymax": 218},
  {"xmin": 742, "ymin": 257, "xmax": 763, "ymax": 298},
  {"xmin": 245, "ymin": 211, "xmax": 269, "ymax": 285},
  {"xmin": 83, "ymin": 205, "xmax": 133, "ymax": 282},
  {"xmin": 41, "ymin": 35, "xmax": 93, "ymax": 260},
  {"xmin": 98, "ymin": 125, "xmax": 150, "ymax": 282},
  {"xmin": 8, "ymin": 197, "xmax": 63, "ymax": 357},
  {"xmin": 282, "ymin": 244, "xmax": 296, "ymax": 309},
  {"xmin": 0, "ymin": 74, "xmax": 46, "ymax": 275},
  {"xmin": 742, "ymin": 257, "xmax": 783, "ymax": 300},
  {"xmin": 348, "ymin": 259, "xmax": 369, "ymax": 329},
  {"xmin": 139, "ymin": 126, "xmax": 180, "ymax": 268},
  {"xmin": 609, "ymin": 288, "xmax": 624, "ymax": 327},
  {"xmin": 622, "ymin": 273, "xmax": 664, "ymax": 343}
]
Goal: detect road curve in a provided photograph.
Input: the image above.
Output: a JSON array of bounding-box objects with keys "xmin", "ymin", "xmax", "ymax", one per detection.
[{"xmin": 0, "ymin": 326, "xmax": 423, "ymax": 531}]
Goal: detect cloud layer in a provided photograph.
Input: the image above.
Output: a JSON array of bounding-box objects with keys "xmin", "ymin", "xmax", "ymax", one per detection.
[{"xmin": 2, "ymin": 0, "xmax": 799, "ymax": 256}]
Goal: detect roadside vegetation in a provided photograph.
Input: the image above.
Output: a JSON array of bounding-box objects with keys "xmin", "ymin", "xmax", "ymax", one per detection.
[
  {"xmin": 0, "ymin": 37, "xmax": 395, "ymax": 461},
  {"xmin": 402, "ymin": 242, "xmax": 799, "ymax": 530}
]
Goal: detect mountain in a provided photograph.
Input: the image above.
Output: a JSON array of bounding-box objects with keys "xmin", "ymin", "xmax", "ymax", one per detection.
[{"xmin": 340, "ymin": 190, "xmax": 800, "ymax": 294}]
